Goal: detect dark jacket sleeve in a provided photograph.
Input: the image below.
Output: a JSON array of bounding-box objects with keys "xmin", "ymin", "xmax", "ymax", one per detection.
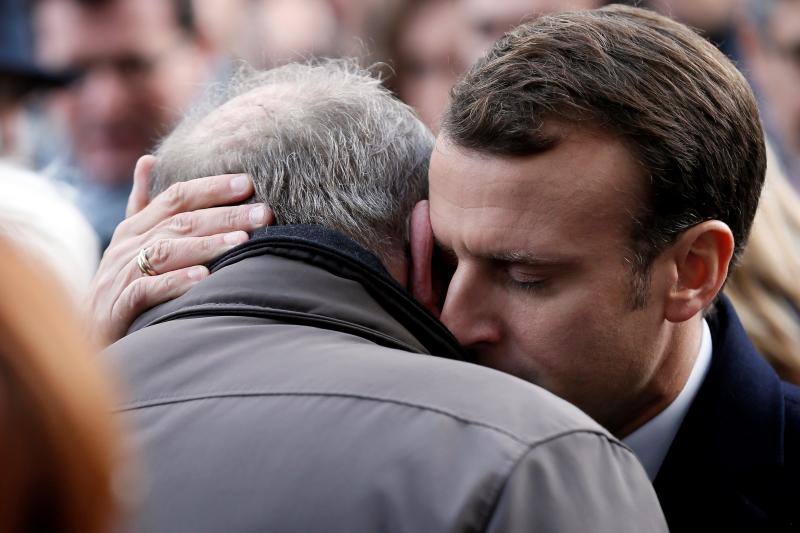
[{"xmin": 484, "ymin": 432, "xmax": 668, "ymax": 533}]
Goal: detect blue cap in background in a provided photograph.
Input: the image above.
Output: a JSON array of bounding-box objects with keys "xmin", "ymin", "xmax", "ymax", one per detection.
[{"xmin": 0, "ymin": 0, "xmax": 73, "ymax": 94}]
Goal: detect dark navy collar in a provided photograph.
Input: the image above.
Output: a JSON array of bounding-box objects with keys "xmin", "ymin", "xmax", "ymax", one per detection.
[{"xmin": 211, "ymin": 225, "xmax": 390, "ymax": 279}]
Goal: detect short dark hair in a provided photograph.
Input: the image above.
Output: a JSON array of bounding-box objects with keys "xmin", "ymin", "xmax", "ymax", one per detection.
[{"xmin": 441, "ymin": 4, "xmax": 766, "ymax": 307}]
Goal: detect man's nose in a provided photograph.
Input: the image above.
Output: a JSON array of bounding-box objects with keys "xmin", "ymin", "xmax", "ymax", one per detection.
[{"xmin": 439, "ymin": 266, "xmax": 502, "ymax": 348}]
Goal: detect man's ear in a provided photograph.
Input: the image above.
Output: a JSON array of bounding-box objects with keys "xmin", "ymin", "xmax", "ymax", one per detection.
[
  {"xmin": 409, "ymin": 200, "xmax": 439, "ymax": 318},
  {"xmin": 664, "ymin": 220, "xmax": 735, "ymax": 323}
]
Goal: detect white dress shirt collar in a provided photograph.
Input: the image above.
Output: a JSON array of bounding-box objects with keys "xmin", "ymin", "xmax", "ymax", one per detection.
[{"xmin": 623, "ymin": 319, "xmax": 713, "ymax": 481}]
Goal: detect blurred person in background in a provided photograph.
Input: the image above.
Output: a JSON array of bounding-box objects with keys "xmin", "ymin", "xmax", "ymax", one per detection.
[
  {"xmin": 725, "ymin": 144, "xmax": 800, "ymax": 385},
  {"xmin": 0, "ymin": 0, "xmax": 65, "ymax": 163},
  {"xmin": 192, "ymin": 0, "xmax": 339, "ymax": 69},
  {"xmin": 0, "ymin": 164, "xmax": 100, "ymax": 303},
  {"xmin": 328, "ymin": 0, "xmax": 405, "ymax": 59},
  {"xmin": 457, "ymin": 0, "xmax": 609, "ymax": 66},
  {"xmin": 645, "ymin": 0, "xmax": 744, "ymax": 60},
  {"xmin": 32, "ymin": 0, "xmax": 214, "ymax": 250},
  {"xmin": 190, "ymin": 0, "xmax": 249, "ymax": 63},
  {"xmin": 0, "ymin": 237, "xmax": 119, "ymax": 533},
  {"xmin": 386, "ymin": 0, "xmax": 610, "ymax": 133},
  {"xmin": 385, "ymin": 0, "xmax": 462, "ymax": 132},
  {"xmin": 242, "ymin": 0, "xmax": 339, "ymax": 67},
  {"xmin": 1, "ymin": 0, "xmax": 100, "ymax": 301},
  {"xmin": 739, "ymin": 0, "xmax": 800, "ymax": 188}
]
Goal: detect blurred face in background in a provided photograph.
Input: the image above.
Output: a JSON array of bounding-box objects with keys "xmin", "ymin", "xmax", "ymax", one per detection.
[
  {"xmin": 457, "ymin": 0, "xmax": 606, "ymax": 65},
  {"xmin": 248, "ymin": 0, "xmax": 339, "ymax": 67},
  {"xmin": 648, "ymin": 0, "xmax": 739, "ymax": 35},
  {"xmin": 328, "ymin": 0, "xmax": 402, "ymax": 55},
  {"xmin": 758, "ymin": 0, "xmax": 800, "ymax": 172},
  {"xmin": 194, "ymin": 0, "xmax": 338, "ymax": 68},
  {"xmin": 395, "ymin": 0, "xmax": 462, "ymax": 131},
  {"xmin": 34, "ymin": 0, "xmax": 211, "ymax": 187},
  {"xmin": 192, "ymin": 0, "xmax": 250, "ymax": 57}
]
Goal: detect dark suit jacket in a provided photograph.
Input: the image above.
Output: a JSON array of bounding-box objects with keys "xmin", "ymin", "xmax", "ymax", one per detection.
[{"xmin": 654, "ymin": 295, "xmax": 800, "ymax": 532}]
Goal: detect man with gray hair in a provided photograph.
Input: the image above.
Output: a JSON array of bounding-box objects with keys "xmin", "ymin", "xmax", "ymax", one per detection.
[{"xmin": 106, "ymin": 59, "xmax": 666, "ymax": 532}]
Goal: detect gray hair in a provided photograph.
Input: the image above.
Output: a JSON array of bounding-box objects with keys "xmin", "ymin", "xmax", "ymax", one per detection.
[{"xmin": 151, "ymin": 59, "xmax": 433, "ymax": 262}]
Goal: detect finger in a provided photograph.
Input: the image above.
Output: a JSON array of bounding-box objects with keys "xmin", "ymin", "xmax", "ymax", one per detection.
[
  {"xmin": 127, "ymin": 155, "xmax": 156, "ymax": 217},
  {"xmin": 141, "ymin": 231, "xmax": 250, "ymax": 275},
  {"xmin": 109, "ymin": 266, "xmax": 210, "ymax": 342},
  {"xmin": 129, "ymin": 173, "xmax": 256, "ymax": 234},
  {"xmin": 151, "ymin": 204, "xmax": 273, "ymax": 239}
]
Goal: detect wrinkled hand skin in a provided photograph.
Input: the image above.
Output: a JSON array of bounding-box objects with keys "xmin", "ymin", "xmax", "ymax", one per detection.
[{"xmin": 83, "ymin": 155, "xmax": 273, "ymax": 348}]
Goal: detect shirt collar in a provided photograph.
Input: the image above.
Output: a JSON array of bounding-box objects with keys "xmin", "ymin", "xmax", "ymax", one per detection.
[{"xmin": 623, "ymin": 319, "xmax": 713, "ymax": 481}]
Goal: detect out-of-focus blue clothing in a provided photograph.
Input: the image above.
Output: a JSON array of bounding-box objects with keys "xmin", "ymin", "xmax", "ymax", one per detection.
[{"xmin": 43, "ymin": 160, "xmax": 131, "ymax": 252}]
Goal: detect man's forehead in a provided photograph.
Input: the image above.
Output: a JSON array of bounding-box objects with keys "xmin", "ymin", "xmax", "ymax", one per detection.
[
  {"xmin": 429, "ymin": 128, "xmax": 645, "ymax": 248},
  {"xmin": 431, "ymin": 125, "xmax": 643, "ymax": 196}
]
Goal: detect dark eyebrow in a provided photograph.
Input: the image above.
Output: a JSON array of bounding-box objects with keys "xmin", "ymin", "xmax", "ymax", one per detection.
[
  {"xmin": 434, "ymin": 239, "xmax": 570, "ymax": 268},
  {"xmin": 487, "ymin": 250, "xmax": 570, "ymax": 268}
]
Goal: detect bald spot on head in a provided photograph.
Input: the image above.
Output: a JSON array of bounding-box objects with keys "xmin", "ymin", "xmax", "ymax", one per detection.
[{"xmin": 187, "ymin": 86, "xmax": 287, "ymax": 155}]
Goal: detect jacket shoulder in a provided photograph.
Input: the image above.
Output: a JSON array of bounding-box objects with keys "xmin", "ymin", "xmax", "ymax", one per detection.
[
  {"xmin": 110, "ymin": 311, "xmax": 667, "ymax": 532},
  {"xmin": 112, "ymin": 314, "xmax": 614, "ymax": 448}
]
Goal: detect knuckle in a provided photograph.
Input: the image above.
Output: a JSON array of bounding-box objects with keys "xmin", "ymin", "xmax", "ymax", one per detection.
[
  {"xmin": 148, "ymin": 239, "xmax": 172, "ymax": 266},
  {"xmin": 168, "ymin": 213, "xmax": 194, "ymax": 235},
  {"xmin": 99, "ymin": 244, "xmax": 122, "ymax": 265},
  {"xmin": 159, "ymin": 273, "xmax": 177, "ymax": 293},
  {"xmin": 226, "ymin": 209, "xmax": 242, "ymax": 229},
  {"xmin": 163, "ymin": 182, "xmax": 187, "ymax": 211},
  {"xmin": 113, "ymin": 217, "xmax": 134, "ymax": 238},
  {"xmin": 125, "ymin": 277, "xmax": 149, "ymax": 309},
  {"xmin": 203, "ymin": 235, "xmax": 220, "ymax": 253}
]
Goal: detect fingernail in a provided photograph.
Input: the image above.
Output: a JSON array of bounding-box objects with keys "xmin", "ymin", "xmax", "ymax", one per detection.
[
  {"xmin": 224, "ymin": 231, "xmax": 246, "ymax": 245},
  {"xmin": 230, "ymin": 174, "xmax": 249, "ymax": 194},
  {"xmin": 187, "ymin": 266, "xmax": 207, "ymax": 281},
  {"xmin": 249, "ymin": 205, "xmax": 267, "ymax": 226}
]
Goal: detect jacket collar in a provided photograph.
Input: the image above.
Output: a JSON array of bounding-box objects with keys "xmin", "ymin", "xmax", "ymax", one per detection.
[
  {"xmin": 654, "ymin": 295, "xmax": 785, "ymax": 507},
  {"xmin": 129, "ymin": 225, "xmax": 465, "ymax": 361}
]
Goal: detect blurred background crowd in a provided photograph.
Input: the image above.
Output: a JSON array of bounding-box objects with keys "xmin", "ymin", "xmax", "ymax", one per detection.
[{"xmin": 1, "ymin": 1, "xmax": 799, "ymax": 529}]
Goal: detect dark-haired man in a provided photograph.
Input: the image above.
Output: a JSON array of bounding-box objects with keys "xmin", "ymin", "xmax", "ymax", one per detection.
[
  {"xmin": 429, "ymin": 5, "xmax": 798, "ymax": 531},
  {"xmin": 32, "ymin": 0, "xmax": 213, "ymax": 248}
]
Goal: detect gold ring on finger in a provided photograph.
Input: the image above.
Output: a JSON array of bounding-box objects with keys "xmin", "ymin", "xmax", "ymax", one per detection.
[{"xmin": 137, "ymin": 247, "xmax": 158, "ymax": 276}]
